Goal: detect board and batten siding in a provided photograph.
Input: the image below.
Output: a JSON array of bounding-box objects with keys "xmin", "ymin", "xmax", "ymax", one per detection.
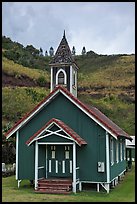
[
  {"xmin": 17, "ymin": 92, "xmax": 125, "ymax": 182},
  {"xmin": 109, "ymin": 136, "xmax": 126, "ymax": 181}
]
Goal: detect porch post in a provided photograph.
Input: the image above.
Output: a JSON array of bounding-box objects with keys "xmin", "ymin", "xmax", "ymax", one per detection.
[
  {"xmin": 106, "ymin": 131, "xmax": 110, "ymax": 193},
  {"xmin": 35, "ymin": 141, "xmax": 38, "ymax": 190},
  {"xmin": 73, "ymin": 142, "xmax": 76, "ymax": 193},
  {"xmin": 16, "ymin": 131, "xmax": 19, "ymax": 180}
]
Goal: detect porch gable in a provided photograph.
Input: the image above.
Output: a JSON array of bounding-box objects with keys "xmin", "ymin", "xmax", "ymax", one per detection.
[{"xmin": 26, "ymin": 118, "xmax": 87, "ymax": 146}]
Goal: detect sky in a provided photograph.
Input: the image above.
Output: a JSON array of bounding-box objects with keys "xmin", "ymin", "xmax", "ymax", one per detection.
[{"xmin": 2, "ymin": 2, "xmax": 135, "ymax": 55}]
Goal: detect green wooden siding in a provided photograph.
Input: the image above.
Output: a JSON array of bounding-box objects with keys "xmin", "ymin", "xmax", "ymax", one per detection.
[
  {"xmin": 109, "ymin": 137, "xmax": 126, "ymax": 181},
  {"xmin": 18, "ymin": 92, "xmax": 126, "ymax": 182}
]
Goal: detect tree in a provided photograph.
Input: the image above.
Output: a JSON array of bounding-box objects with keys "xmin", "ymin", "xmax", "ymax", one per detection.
[
  {"xmin": 72, "ymin": 46, "xmax": 76, "ymax": 55},
  {"xmin": 45, "ymin": 50, "xmax": 48, "ymax": 56},
  {"xmin": 49, "ymin": 47, "xmax": 54, "ymax": 57},
  {"xmin": 25, "ymin": 45, "xmax": 39, "ymax": 56},
  {"xmin": 39, "ymin": 47, "xmax": 43, "ymax": 56},
  {"xmin": 82, "ymin": 46, "xmax": 86, "ymax": 55}
]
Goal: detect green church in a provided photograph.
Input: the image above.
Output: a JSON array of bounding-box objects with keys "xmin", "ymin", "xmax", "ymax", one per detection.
[{"xmin": 5, "ymin": 31, "xmax": 132, "ymax": 194}]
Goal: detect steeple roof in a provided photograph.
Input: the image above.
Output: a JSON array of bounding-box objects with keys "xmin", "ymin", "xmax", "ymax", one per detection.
[{"xmin": 49, "ymin": 31, "xmax": 78, "ymax": 68}]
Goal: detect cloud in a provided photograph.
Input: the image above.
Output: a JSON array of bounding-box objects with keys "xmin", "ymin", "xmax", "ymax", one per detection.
[{"xmin": 2, "ymin": 2, "xmax": 135, "ymax": 54}]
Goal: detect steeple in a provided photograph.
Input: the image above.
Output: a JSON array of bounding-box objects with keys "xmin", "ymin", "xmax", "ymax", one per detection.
[
  {"xmin": 49, "ymin": 31, "xmax": 77, "ymax": 66},
  {"xmin": 63, "ymin": 30, "xmax": 66, "ymax": 38},
  {"xmin": 49, "ymin": 31, "xmax": 79, "ymax": 97}
]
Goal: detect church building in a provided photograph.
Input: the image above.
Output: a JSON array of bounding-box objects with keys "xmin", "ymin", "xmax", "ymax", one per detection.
[{"xmin": 5, "ymin": 31, "xmax": 132, "ymax": 194}]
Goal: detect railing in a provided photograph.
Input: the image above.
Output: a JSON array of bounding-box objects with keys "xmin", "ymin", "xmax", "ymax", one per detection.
[{"xmin": 76, "ymin": 167, "xmax": 80, "ymax": 185}]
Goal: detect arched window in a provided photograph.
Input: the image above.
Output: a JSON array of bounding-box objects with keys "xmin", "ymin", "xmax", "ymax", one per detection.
[
  {"xmin": 56, "ymin": 69, "xmax": 67, "ymax": 85},
  {"xmin": 58, "ymin": 71, "xmax": 65, "ymax": 84}
]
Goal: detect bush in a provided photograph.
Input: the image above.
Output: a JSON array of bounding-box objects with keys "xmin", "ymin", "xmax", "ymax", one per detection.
[{"xmin": 37, "ymin": 76, "xmax": 47, "ymax": 86}]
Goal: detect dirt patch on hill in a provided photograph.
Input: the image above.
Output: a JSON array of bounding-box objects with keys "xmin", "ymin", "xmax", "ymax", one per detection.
[{"xmin": 2, "ymin": 72, "xmax": 50, "ymax": 88}]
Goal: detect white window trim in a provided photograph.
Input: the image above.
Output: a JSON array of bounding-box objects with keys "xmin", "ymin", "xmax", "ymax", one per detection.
[
  {"xmin": 56, "ymin": 69, "xmax": 67, "ymax": 85},
  {"xmin": 110, "ymin": 138, "xmax": 114, "ymax": 166},
  {"xmin": 116, "ymin": 141, "xmax": 119, "ymax": 163},
  {"xmin": 120, "ymin": 141, "xmax": 123, "ymax": 161},
  {"xmin": 123, "ymin": 141, "xmax": 126, "ymax": 160}
]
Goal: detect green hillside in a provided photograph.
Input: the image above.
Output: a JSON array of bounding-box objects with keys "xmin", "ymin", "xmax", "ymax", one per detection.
[{"xmin": 2, "ymin": 36, "xmax": 135, "ymax": 138}]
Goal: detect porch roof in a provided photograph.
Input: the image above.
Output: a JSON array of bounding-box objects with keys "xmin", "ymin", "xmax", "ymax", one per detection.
[{"xmin": 26, "ymin": 118, "xmax": 87, "ymax": 146}]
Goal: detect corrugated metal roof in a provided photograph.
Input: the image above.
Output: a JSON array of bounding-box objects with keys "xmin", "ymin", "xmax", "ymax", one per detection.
[{"xmin": 5, "ymin": 86, "xmax": 132, "ymax": 141}]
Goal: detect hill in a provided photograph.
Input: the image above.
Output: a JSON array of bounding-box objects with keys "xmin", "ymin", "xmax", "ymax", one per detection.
[{"xmin": 2, "ymin": 36, "xmax": 135, "ymax": 137}]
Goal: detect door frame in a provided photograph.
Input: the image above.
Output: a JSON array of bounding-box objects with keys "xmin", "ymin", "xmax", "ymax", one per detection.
[{"xmin": 35, "ymin": 141, "xmax": 77, "ymax": 193}]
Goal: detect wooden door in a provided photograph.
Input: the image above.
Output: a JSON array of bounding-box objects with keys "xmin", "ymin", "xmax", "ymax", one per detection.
[{"xmin": 47, "ymin": 145, "xmax": 72, "ymax": 178}]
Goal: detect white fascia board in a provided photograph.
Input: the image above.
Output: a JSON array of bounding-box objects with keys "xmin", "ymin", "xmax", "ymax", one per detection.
[
  {"xmin": 7, "ymin": 88, "xmax": 117, "ymax": 140},
  {"xmin": 6, "ymin": 90, "xmax": 60, "ymax": 139},
  {"xmin": 28, "ymin": 121, "xmax": 80, "ymax": 146}
]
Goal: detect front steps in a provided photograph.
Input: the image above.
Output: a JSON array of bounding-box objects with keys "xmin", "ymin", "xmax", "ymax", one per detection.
[{"xmin": 35, "ymin": 178, "xmax": 72, "ymax": 194}]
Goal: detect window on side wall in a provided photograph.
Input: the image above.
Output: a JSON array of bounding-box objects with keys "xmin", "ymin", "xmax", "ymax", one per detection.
[
  {"xmin": 120, "ymin": 140, "xmax": 123, "ymax": 161},
  {"xmin": 110, "ymin": 137, "xmax": 114, "ymax": 165},
  {"xmin": 116, "ymin": 140, "xmax": 119, "ymax": 163}
]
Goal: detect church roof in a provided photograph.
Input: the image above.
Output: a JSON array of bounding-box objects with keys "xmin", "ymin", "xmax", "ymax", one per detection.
[
  {"xmin": 26, "ymin": 118, "xmax": 87, "ymax": 146},
  {"xmin": 49, "ymin": 31, "xmax": 78, "ymax": 68},
  {"xmin": 5, "ymin": 85, "xmax": 132, "ymax": 141}
]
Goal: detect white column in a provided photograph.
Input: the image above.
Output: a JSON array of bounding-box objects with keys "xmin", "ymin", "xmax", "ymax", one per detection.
[
  {"xmin": 35, "ymin": 141, "xmax": 38, "ymax": 190},
  {"xmin": 46, "ymin": 144, "xmax": 47, "ymax": 178},
  {"xmin": 70, "ymin": 66, "xmax": 73, "ymax": 94},
  {"xmin": 76, "ymin": 70, "xmax": 77, "ymax": 98},
  {"xmin": 73, "ymin": 142, "xmax": 76, "ymax": 193},
  {"xmin": 16, "ymin": 131, "xmax": 19, "ymax": 180},
  {"xmin": 106, "ymin": 131, "xmax": 110, "ymax": 193},
  {"xmin": 97, "ymin": 183, "xmax": 100, "ymax": 192},
  {"xmin": 50, "ymin": 67, "xmax": 53, "ymax": 92}
]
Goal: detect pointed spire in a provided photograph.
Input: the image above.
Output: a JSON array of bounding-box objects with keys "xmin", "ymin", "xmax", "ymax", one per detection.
[{"xmin": 63, "ymin": 30, "xmax": 66, "ymax": 38}]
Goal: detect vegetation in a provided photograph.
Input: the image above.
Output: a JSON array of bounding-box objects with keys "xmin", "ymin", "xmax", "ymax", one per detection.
[
  {"xmin": 2, "ymin": 57, "xmax": 50, "ymax": 85},
  {"xmin": 2, "ymin": 163, "xmax": 135, "ymax": 202},
  {"xmin": 2, "ymin": 36, "xmax": 51, "ymax": 71},
  {"xmin": 2, "ymin": 35, "xmax": 135, "ymax": 164}
]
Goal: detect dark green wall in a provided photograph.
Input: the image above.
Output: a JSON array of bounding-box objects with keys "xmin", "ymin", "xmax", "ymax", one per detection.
[{"xmin": 18, "ymin": 92, "xmax": 126, "ymax": 182}]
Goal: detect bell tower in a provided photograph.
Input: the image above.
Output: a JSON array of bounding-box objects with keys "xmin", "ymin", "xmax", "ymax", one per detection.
[{"xmin": 49, "ymin": 31, "xmax": 79, "ymax": 97}]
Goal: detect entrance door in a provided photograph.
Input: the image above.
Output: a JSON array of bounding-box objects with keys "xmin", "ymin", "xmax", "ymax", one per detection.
[{"xmin": 47, "ymin": 145, "xmax": 72, "ymax": 178}]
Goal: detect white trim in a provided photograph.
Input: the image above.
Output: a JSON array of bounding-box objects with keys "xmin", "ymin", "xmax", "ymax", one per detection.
[
  {"xmin": 16, "ymin": 131, "xmax": 19, "ymax": 180},
  {"xmin": 97, "ymin": 183, "xmax": 100, "ymax": 192},
  {"xmin": 56, "ymin": 69, "xmax": 67, "ymax": 85},
  {"xmin": 62, "ymin": 160, "xmax": 65, "ymax": 173},
  {"xmin": 18, "ymin": 180, "xmax": 22, "ymax": 188},
  {"xmin": 56, "ymin": 160, "xmax": 58, "ymax": 173},
  {"xmin": 73, "ymin": 142, "xmax": 76, "ymax": 193},
  {"xmin": 6, "ymin": 88, "xmax": 119, "ymax": 140},
  {"xmin": 35, "ymin": 141, "xmax": 38, "ymax": 190},
  {"xmin": 110, "ymin": 169, "xmax": 126, "ymax": 183},
  {"xmin": 49, "ymin": 160, "xmax": 51, "ymax": 172},
  {"xmin": 60, "ymin": 90, "xmax": 118, "ymax": 140},
  {"xmin": 116, "ymin": 140, "xmax": 119, "ymax": 163},
  {"xmin": 38, "ymin": 166, "xmax": 44, "ymax": 169},
  {"xmin": 70, "ymin": 160, "xmax": 72, "ymax": 173},
  {"xmin": 110, "ymin": 137, "xmax": 114, "ymax": 166},
  {"xmin": 50, "ymin": 66, "xmax": 53, "ymax": 92},
  {"xmin": 28, "ymin": 121, "xmax": 78, "ymax": 146},
  {"xmin": 38, "ymin": 142, "xmax": 73, "ymax": 145},
  {"xmin": 46, "ymin": 144, "xmax": 47, "ymax": 178},
  {"xmin": 70, "ymin": 65, "xmax": 73, "ymax": 94},
  {"xmin": 120, "ymin": 141, "xmax": 123, "ymax": 161},
  {"xmin": 106, "ymin": 132, "xmax": 110, "ymax": 183},
  {"xmin": 37, "ymin": 131, "xmax": 75, "ymax": 142}
]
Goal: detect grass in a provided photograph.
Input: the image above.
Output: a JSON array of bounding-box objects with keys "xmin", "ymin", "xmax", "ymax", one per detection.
[
  {"xmin": 2, "ymin": 87, "xmax": 50, "ymax": 124},
  {"xmin": 2, "ymin": 57, "xmax": 50, "ymax": 82},
  {"xmin": 2, "ymin": 163, "xmax": 135, "ymax": 202}
]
